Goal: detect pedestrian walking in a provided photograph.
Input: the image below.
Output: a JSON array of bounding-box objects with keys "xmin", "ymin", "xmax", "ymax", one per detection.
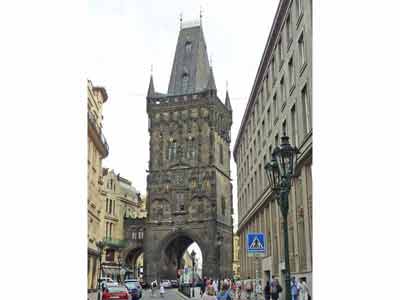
[
  {"xmin": 217, "ymin": 283, "xmax": 233, "ymax": 300},
  {"xmin": 264, "ymin": 280, "xmax": 271, "ymax": 300},
  {"xmin": 151, "ymin": 280, "xmax": 157, "ymax": 297},
  {"xmin": 202, "ymin": 285, "xmax": 218, "ymax": 300},
  {"xmin": 290, "ymin": 277, "xmax": 300, "ymax": 300},
  {"xmin": 245, "ymin": 277, "xmax": 253, "ymax": 300},
  {"xmin": 298, "ymin": 278, "xmax": 310, "ymax": 300},
  {"xmin": 201, "ymin": 276, "xmax": 208, "ymax": 296},
  {"xmin": 270, "ymin": 277, "xmax": 282, "ymax": 300},
  {"xmin": 237, "ymin": 280, "xmax": 242, "ymax": 300},
  {"xmin": 159, "ymin": 282, "xmax": 165, "ymax": 298},
  {"xmin": 213, "ymin": 279, "xmax": 219, "ymax": 294}
]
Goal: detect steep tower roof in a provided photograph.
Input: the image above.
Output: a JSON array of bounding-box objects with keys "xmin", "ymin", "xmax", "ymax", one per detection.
[
  {"xmin": 167, "ymin": 23, "xmax": 212, "ymax": 95},
  {"xmin": 225, "ymin": 90, "xmax": 232, "ymax": 111}
]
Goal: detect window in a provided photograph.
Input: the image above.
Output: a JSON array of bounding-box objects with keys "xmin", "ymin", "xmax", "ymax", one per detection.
[
  {"xmin": 301, "ymin": 84, "xmax": 311, "ymax": 134},
  {"xmin": 219, "ymin": 143, "xmax": 223, "ymax": 164},
  {"xmin": 271, "ymin": 57, "xmax": 275, "ymax": 82},
  {"xmin": 286, "ymin": 13, "xmax": 292, "ymax": 47},
  {"xmin": 256, "ymin": 99, "xmax": 260, "ymax": 120},
  {"xmin": 282, "ymin": 120, "xmax": 287, "ymax": 136},
  {"xmin": 187, "ymin": 137, "xmax": 196, "ymax": 160},
  {"xmin": 273, "ymin": 94, "xmax": 278, "ymax": 120},
  {"xmin": 177, "ymin": 193, "xmax": 185, "ymax": 211},
  {"xmin": 105, "ymin": 249, "xmax": 115, "ymax": 262},
  {"xmin": 132, "ymin": 231, "xmax": 137, "ymax": 240},
  {"xmin": 105, "ymin": 222, "xmax": 108, "ymax": 238},
  {"xmin": 262, "ymin": 120, "xmax": 265, "ymax": 138},
  {"xmin": 291, "ymin": 104, "xmax": 299, "ymax": 147},
  {"xmin": 106, "ymin": 198, "xmax": 109, "ymax": 214},
  {"xmin": 185, "ymin": 41, "xmax": 192, "ymax": 54},
  {"xmin": 280, "ymin": 76, "xmax": 286, "ymax": 106},
  {"xmin": 182, "ymin": 73, "xmax": 189, "ymax": 92},
  {"xmin": 221, "ymin": 196, "xmax": 226, "ymax": 216},
  {"xmin": 257, "ymin": 130, "xmax": 261, "ymax": 150},
  {"xmin": 168, "ymin": 140, "xmax": 177, "ymax": 160},
  {"xmin": 261, "ymin": 87, "xmax": 265, "ymax": 111},
  {"xmin": 298, "ymin": 33, "xmax": 306, "ymax": 67},
  {"xmin": 277, "ymin": 38, "xmax": 282, "ymax": 67},
  {"xmin": 263, "ymin": 155, "xmax": 267, "ymax": 185},
  {"xmin": 288, "ymin": 56, "xmax": 294, "ymax": 89}
]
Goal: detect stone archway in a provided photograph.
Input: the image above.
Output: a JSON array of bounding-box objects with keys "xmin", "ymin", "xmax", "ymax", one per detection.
[
  {"xmin": 122, "ymin": 246, "xmax": 144, "ymax": 279},
  {"xmin": 158, "ymin": 230, "xmax": 205, "ymax": 280}
]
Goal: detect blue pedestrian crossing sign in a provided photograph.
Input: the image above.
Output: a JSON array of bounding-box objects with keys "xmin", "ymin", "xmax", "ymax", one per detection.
[{"xmin": 247, "ymin": 233, "xmax": 266, "ymax": 256}]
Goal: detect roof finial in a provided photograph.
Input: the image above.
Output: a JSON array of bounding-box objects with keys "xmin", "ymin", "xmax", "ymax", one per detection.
[
  {"xmin": 200, "ymin": 6, "xmax": 203, "ymax": 25},
  {"xmin": 180, "ymin": 12, "xmax": 183, "ymax": 29},
  {"xmin": 226, "ymin": 80, "xmax": 228, "ymax": 91},
  {"xmin": 150, "ymin": 64, "xmax": 153, "ymax": 75}
]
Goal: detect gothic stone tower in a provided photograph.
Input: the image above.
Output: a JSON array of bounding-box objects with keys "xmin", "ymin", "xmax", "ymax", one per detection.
[{"xmin": 144, "ymin": 20, "xmax": 233, "ymax": 282}]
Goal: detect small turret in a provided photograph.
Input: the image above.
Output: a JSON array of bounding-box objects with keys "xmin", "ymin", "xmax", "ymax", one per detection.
[{"xmin": 147, "ymin": 75, "xmax": 155, "ymax": 98}]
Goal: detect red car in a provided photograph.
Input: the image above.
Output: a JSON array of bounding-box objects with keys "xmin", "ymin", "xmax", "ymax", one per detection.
[{"xmin": 102, "ymin": 286, "xmax": 129, "ymax": 299}]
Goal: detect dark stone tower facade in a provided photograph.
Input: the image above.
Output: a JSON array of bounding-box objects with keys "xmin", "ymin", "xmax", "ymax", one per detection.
[{"xmin": 144, "ymin": 21, "xmax": 233, "ymax": 282}]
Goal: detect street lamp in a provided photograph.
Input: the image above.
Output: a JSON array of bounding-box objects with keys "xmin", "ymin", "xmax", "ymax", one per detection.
[
  {"xmin": 96, "ymin": 240, "xmax": 105, "ymax": 300},
  {"xmin": 190, "ymin": 250, "xmax": 196, "ymax": 297},
  {"xmin": 265, "ymin": 135, "xmax": 299, "ymax": 300},
  {"xmin": 117, "ymin": 253, "xmax": 124, "ymax": 283}
]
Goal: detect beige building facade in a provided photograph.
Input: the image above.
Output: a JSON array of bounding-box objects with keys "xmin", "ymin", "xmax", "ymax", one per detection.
[
  {"xmin": 101, "ymin": 169, "xmax": 145, "ymax": 281},
  {"xmin": 233, "ymin": 233, "xmax": 240, "ymax": 279},
  {"xmin": 233, "ymin": 0, "xmax": 312, "ymax": 297},
  {"xmin": 88, "ymin": 80, "xmax": 109, "ymax": 291},
  {"xmin": 232, "ymin": 234, "xmax": 240, "ymax": 279}
]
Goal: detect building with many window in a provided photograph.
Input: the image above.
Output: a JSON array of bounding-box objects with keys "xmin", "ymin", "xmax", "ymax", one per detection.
[
  {"xmin": 233, "ymin": 0, "xmax": 312, "ymax": 298},
  {"xmin": 87, "ymin": 80, "xmax": 109, "ymax": 291},
  {"xmin": 233, "ymin": 233, "xmax": 240, "ymax": 280},
  {"xmin": 101, "ymin": 169, "xmax": 144, "ymax": 281}
]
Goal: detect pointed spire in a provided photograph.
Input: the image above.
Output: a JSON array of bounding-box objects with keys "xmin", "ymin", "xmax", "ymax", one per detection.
[
  {"xmin": 180, "ymin": 12, "xmax": 183, "ymax": 29},
  {"xmin": 147, "ymin": 74, "xmax": 155, "ymax": 98},
  {"xmin": 207, "ymin": 67, "xmax": 217, "ymax": 91},
  {"xmin": 225, "ymin": 83, "xmax": 232, "ymax": 111},
  {"xmin": 200, "ymin": 6, "xmax": 203, "ymax": 26}
]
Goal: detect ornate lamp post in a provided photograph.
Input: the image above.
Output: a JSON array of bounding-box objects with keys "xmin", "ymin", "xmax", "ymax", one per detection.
[
  {"xmin": 190, "ymin": 250, "xmax": 196, "ymax": 297},
  {"xmin": 96, "ymin": 240, "xmax": 105, "ymax": 300},
  {"xmin": 265, "ymin": 135, "xmax": 299, "ymax": 300},
  {"xmin": 117, "ymin": 253, "xmax": 125, "ymax": 283}
]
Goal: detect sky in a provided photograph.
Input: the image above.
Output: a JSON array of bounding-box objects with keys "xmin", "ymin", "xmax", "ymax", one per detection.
[{"xmin": 88, "ymin": 0, "xmax": 279, "ymax": 262}]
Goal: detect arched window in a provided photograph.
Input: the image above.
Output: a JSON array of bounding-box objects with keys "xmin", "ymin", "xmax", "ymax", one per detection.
[
  {"xmin": 182, "ymin": 73, "xmax": 189, "ymax": 92},
  {"xmin": 187, "ymin": 137, "xmax": 196, "ymax": 160},
  {"xmin": 185, "ymin": 41, "xmax": 192, "ymax": 54}
]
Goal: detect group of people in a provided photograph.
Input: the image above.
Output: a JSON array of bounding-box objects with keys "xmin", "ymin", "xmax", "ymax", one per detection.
[
  {"xmin": 150, "ymin": 280, "xmax": 165, "ymax": 298},
  {"xmin": 200, "ymin": 277, "xmax": 236, "ymax": 300},
  {"xmin": 263, "ymin": 277, "xmax": 310, "ymax": 300}
]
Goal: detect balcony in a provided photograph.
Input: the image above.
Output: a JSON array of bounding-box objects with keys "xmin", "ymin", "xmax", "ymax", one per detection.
[
  {"xmin": 88, "ymin": 111, "xmax": 109, "ymax": 158},
  {"xmin": 103, "ymin": 238, "xmax": 128, "ymax": 249}
]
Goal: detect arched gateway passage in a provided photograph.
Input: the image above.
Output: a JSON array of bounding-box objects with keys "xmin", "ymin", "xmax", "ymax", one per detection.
[{"xmin": 159, "ymin": 233, "xmax": 203, "ymax": 280}]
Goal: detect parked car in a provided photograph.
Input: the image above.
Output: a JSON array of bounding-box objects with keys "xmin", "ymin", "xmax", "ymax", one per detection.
[
  {"xmin": 100, "ymin": 277, "xmax": 117, "ymax": 289},
  {"xmin": 102, "ymin": 285, "xmax": 129, "ymax": 300},
  {"xmin": 170, "ymin": 279, "xmax": 179, "ymax": 288},
  {"xmin": 160, "ymin": 279, "xmax": 172, "ymax": 288},
  {"xmin": 125, "ymin": 281, "xmax": 142, "ymax": 299},
  {"xmin": 125, "ymin": 279, "xmax": 142, "ymax": 296}
]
